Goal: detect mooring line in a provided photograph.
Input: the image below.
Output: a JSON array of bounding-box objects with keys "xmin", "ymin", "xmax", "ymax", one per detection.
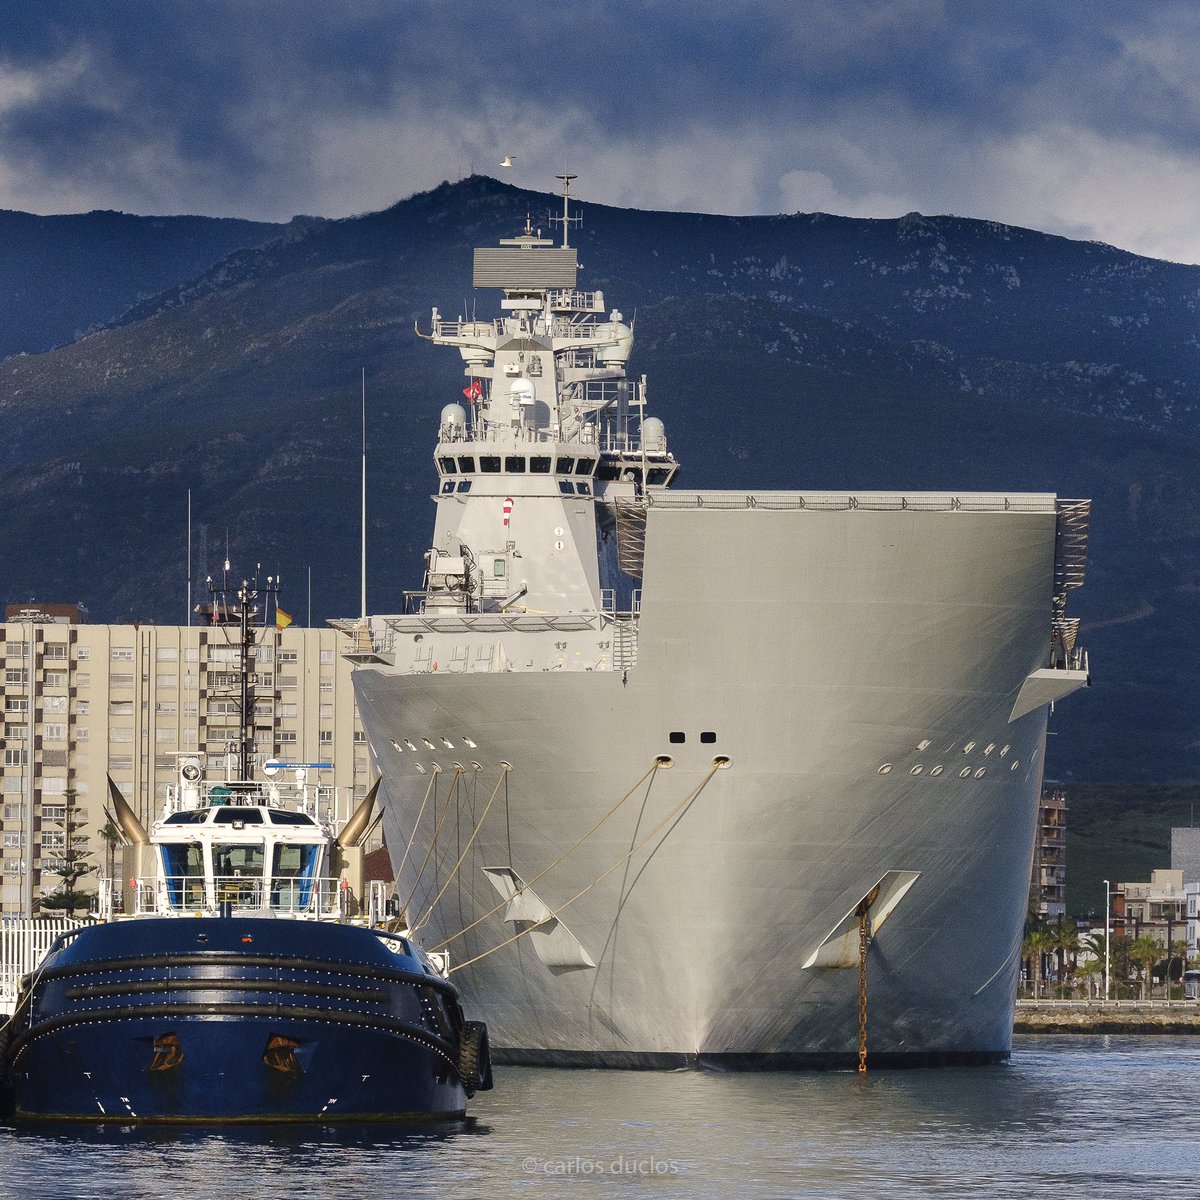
[{"xmin": 448, "ymin": 761, "xmax": 720, "ymax": 973}]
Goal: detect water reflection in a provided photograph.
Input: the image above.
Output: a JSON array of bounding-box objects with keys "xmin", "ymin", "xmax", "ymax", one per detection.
[{"xmin": 1, "ymin": 1037, "xmax": 1196, "ymax": 1199}]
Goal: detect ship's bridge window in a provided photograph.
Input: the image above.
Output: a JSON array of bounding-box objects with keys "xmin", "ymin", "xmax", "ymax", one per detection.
[
  {"xmin": 595, "ymin": 459, "xmax": 620, "ymax": 481},
  {"xmin": 271, "ymin": 842, "xmax": 321, "ymax": 912},
  {"xmin": 213, "ymin": 808, "xmax": 264, "ymax": 824},
  {"xmin": 575, "ymin": 458, "xmax": 596, "ymax": 475},
  {"xmin": 441, "ymin": 481, "xmax": 455, "ymax": 494},
  {"xmin": 504, "ymin": 456, "xmax": 526, "ymax": 473},
  {"xmin": 268, "ymin": 810, "xmax": 317, "ymax": 825},
  {"xmin": 530, "ymin": 456, "xmax": 551, "ymax": 474},
  {"xmin": 457, "ymin": 480, "xmax": 472, "ymax": 493},
  {"xmin": 480, "ymin": 456, "xmax": 501, "ymax": 473},
  {"xmin": 558, "ymin": 481, "xmax": 574, "ymax": 495},
  {"xmin": 575, "ymin": 482, "xmax": 591, "ymax": 495},
  {"xmin": 160, "ymin": 841, "xmax": 205, "ymax": 910},
  {"xmin": 647, "ymin": 468, "xmax": 672, "ymax": 486},
  {"xmin": 163, "ymin": 812, "xmax": 209, "ymax": 825},
  {"xmin": 457, "ymin": 456, "xmax": 476, "ymax": 472},
  {"xmin": 213, "ymin": 842, "xmax": 266, "ymax": 906},
  {"xmin": 493, "ymin": 559, "xmax": 507, "ymax": 578},
  {"xmin": 438, "ymin": 457, "xmax": 456, "ymax": 474},
  {"xmin": 556, "ymin": 457, "xmax": 575, "ymax": 474}
]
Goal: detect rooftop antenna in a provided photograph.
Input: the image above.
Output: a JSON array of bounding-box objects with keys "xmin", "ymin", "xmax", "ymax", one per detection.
[
  {"xmin": 186, "ymin": 488, "xmax": 192, "ymax": 626},
  {"xmin": 553, "ymin": 173, "xmax": 580, "ymax": 249}
]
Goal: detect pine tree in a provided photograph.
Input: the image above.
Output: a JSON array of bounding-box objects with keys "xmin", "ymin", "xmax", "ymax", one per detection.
[{"xmin": 39, "ymin": 788, "xmax": 95, "ymax": 918}]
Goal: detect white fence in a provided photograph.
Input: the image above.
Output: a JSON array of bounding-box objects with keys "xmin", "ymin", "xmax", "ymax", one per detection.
[{"xmin": 0, "ymin": 919, "xmax": 89, "ymax": 1016}]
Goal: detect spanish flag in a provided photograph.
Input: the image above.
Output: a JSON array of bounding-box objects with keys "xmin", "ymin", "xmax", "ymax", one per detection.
[{"xmin": 275, "ymin": 606, "xmax": 294, "ymax": 630}]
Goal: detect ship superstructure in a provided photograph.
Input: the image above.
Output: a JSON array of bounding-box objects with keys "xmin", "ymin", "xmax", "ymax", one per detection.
[{"xmin": 342, "ymin": 179, "xmax": 1091, "ymax": 1067}]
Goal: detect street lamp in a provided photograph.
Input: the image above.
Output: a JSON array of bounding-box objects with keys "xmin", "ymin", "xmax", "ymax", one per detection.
[{"xmin": 1104, "ymin": 878, "xmax": 1111, "ymax": 1002}]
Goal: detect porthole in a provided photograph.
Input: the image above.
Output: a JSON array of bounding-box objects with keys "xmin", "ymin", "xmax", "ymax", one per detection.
[
  {"xmin": 713, "ymin": 756, "xmax": 732, "ymax": 769},
  {"xmin": 669, "ymin": 731, "xmax": 686, "ymax": 744},
  {"xmin": 422, "ymin": 738, "xmax": 436, "ymax": 750},
  {"xmin": 963, "ymin": 741, "xmax": 976, "ymax": 754},
  {"xmin": 655, "ymin": 755, "xmax": 674, "ymax": 768},
  {"xmin": 999, "ymin": 745, "xmax": 1010, "ymax": 758},
  {"xmin": 930, "ymin": 765, "xmax": 944, "ymax": 777},
  {"xmin": 700, "ymin": 732, "xmax": 716, "ymax": 744},
  {"xmin": 910, "ymin": 765, "xmax": 924, "ymax": 776},
  {"xmin": 390, "ymin": 739, "xmax": 404, "ymax": 753},
  {"xmin": 960, "ymin": 768, "xmax": 972, "ymax": 779},
  {"xmin": 984, "ymin": 743, "xmax": 995, "ymax": 756},
  {"xmin": 974, "ymin": 768, "xmax": 986, "ymax": 779},
  {"xmin": 415, "ymin": 763, "xmax": 427, "ymax": 775},
  {"xmin": 878, "ymin": 764, "xmax": 893, "ymax": 775},
  {"xmin": 917, "ymin": 739, "xmax": 931, "ymax": 751}
]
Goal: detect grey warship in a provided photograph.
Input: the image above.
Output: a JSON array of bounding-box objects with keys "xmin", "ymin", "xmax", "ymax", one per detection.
[{"xmin": 342, "ymin": 178, "xmax": 1091, "ymax": 1067}]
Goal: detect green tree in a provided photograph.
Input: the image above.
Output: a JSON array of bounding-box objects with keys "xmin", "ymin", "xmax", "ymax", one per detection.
[{"xmin": 38, "ymin": 788, "xmax": 95, "ymax": 919}]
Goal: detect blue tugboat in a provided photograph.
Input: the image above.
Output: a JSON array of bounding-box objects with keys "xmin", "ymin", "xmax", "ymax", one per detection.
[{"xmin": 1, "ymin": 575, "xmax": 491, "ymax": 1122}]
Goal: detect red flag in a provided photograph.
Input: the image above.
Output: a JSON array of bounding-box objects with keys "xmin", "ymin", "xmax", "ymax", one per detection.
[{"xmin": 463, "ymin": 380, "xmax": 482, "ymax": 401}]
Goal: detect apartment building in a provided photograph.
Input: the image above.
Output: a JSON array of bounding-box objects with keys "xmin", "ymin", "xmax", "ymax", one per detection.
[
  {"xmin": 0, "ymin": 603, "xmax": 375, "ymax": 916},
  {"xmin": 1031, "ymin": 786, "xmax": 1067, "ymax": 918}
]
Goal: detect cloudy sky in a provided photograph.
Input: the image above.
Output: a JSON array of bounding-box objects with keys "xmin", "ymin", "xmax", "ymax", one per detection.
[{"xmin": 2, "ymin": 1, "xmax": 1198, "ymax": 262}]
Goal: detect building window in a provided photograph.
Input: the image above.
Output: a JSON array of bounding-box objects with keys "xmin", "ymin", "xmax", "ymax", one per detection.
[
  {"xmin": 319, "ymin": 704, "xmax": 333, "ymax": 719},
  {"xmin": 110, "ymin": 728, "xmax": 134, "ymax": 743},
  {"xmin": 4, "ymin": 724, "xmax": 26, "ymax": 740},
  {"xmin": 76, "ymin": 646, "xmax": 90, "ymax": 661},
  {"xmin": 4, "ymin": 669, "xmax": 27, "ymax": 685},
  {"xmin": 111, "ymin": 673, "xmax": 134, "ymax": 688},
  {"xmin": 320, "ymin": 650, "xmax": 334, "ymax": 664},
  {"xmin": 41, "ymin": 777, "xmax": 67, "ymax": 795},
  {"xmin": 4, "ymin": 699, "xmax": 27, "ymax": 714},
  {"xmin": 111, "ymin": 647, "xmax": 134, "ymax": 661},
  {"xmin": 2, "ymin": 803, "xmax": 19, "ymax": 819},
  {"xmin": 280, "ymin": 704, "xmax": 298, "ymax": 718},
  {"xmin": 155, "ymin": 728, "xmax": 176, "ymax": 744},
  {"xmin": 280, "ymin": 651, "xmax": 298, "ymax": 664},
  {"xmin": 277, "ymin": 732, "xmax": 297, "ymax": 745},
  {"xmin": 76, "ymin": 673, "xmax": 90, "ymax": 688},
  {"xmin": 43, "ymin": 671, "xmax": 68, "ymax": 688},
  {"xmin": 42, "ymin": 724, "xmax": 67, "ymax": 742},
  {"xmin": 319, "ymin": 730, "xmax": 333, "ymax": 744},
  {"xmin": 156, "ymin": 674, "xmax": 178, "ymax": 688},
  {"xmin": 42, "ymin": 644, "xmax": 68, "ymax": 660},
  {"xmin": 156, "ymin": 700, "xmax": 177, "ymax": 715},
  {"xmin": 3, "ymin": 833, "xmax": 26, "ymax": 849},
  {"xmin": 43, "ymin": 695, "xmax": 67, "ymax": 714},
  {"xmin": 156, "ymin": 648, "xmax": 178, "ymax": 661},
  {"xmin": 110, "ymin": 701, "xmax": 134, "ymax": 716},
  {"xmin": 3, "ymin": 750, "xmax": 27, "ymax": 766},
  {"xmin": 40, "ymin": 805, "xmax": 66, "ymax": 822}
]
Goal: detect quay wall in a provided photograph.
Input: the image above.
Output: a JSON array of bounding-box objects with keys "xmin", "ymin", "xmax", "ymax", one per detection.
[{"xmin": 1015, "ymin": 1001, "xmax": 1200, "ymax": 1033}]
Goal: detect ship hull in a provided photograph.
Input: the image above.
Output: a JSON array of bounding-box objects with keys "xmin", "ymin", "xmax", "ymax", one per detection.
[
  {"xmin": 6, "ymin": 918, "xmax": 472, "ymax": 1121},
  {"xmin": 354, "ymin": 497, "xmax": 1078, "ymax": 1066}
]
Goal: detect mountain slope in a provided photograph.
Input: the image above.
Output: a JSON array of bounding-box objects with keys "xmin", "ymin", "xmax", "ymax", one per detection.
[{"xmin": 1, "ymin": 175, "xmax": 1197, "ymax": 783}]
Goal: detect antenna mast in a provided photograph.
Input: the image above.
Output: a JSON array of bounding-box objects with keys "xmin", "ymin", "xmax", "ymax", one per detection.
[
  {"xmin": 554, "ymin": 173, "xmax": 579, "ymax": 249},
  {"xmin": 360, "ymin": 369, "xmax": 367, "ymax": 626}
]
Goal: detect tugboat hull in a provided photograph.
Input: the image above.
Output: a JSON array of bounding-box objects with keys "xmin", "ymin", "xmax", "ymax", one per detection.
[{"xmin": 6, "ymin": 919, "xmax": 483, "ymax": 1122}]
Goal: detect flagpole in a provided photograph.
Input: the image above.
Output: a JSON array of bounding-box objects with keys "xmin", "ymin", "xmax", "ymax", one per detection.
[{"xmin": 361, "ymin": 369, "xmax": 367, "ymax": 621}]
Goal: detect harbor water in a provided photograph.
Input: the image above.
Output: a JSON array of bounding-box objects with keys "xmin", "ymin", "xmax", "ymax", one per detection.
[{"xmin": 0, "ymin": 1035, "xmax": 1193, "ymax": 1199}]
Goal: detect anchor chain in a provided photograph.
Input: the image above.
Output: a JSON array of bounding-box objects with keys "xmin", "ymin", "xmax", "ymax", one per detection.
[{"xmin": 856, "ymin": 883, "xmax": 881, "ymax": 1075}]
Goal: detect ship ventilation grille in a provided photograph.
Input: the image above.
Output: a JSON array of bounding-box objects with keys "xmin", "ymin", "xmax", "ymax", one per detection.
[
  {"xmin": 1053, "ymin": 499, "xmax": 1090, "ymax": 607},
  {"xmin": 614, "ymin": 499, "xmax": 647, "ymax": 577}
]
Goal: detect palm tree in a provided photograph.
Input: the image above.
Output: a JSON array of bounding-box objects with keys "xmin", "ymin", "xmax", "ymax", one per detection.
[
  {"xmin": 1050, "ymin": 916, "xmax": 1080, "ymax": 996},
  {"xmin": 1128, "ymin": 936, "xmax": 1161, "ymax": 1000},
  {"xmin": 1024, "ymin": 927, "xmax": 1057, "ymax": 998}
]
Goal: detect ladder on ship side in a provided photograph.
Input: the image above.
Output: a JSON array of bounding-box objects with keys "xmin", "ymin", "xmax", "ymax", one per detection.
[{"xmin": 612, "ymin": 617, "xmax": 639, "ymax": 671}]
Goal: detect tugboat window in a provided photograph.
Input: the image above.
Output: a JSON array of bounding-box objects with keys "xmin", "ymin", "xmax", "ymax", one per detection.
[
  {"xmin": 647, "ymin": 468, "xmax": 671, "ymax": 486},
  {"xmin": 575, "ymin": 458, "xmax": 596, "ymax": 475},
  {"xmin": 556, "ymin": 457, "xmax": 575, "ymax": 474},
  {"xmin": 504, "ymin": 456, "xmax": 526, "ymax": 472},
  {"xmin": 457, "ymin": 456, "xmax": 476, "ymax": 472},
  {"xmin": 161, "ymin": 842, "xmax": 205, "ymax": 909},
  {"xmin": 272, "ymin": 843, "xmax": 321, "ymax": 911},
  {"xmin": 441, "ymin": 481, "xmax": 455, "ymax": 494},
  {"xmin": 575, "ymin": 482, "xmax": 590, "ymax": 495},
  {"xmin": 213, "ymin": 842, "xmax": 266, "ymax": 908},
  {"xmin": 480, "ymin": 456, "xmax": 501, "ymax": 472},
  {"xmin": 457, "ymin": 480, "xmax": 472, "ymax": 493},
  {"xmin": 558, "ymin": 481, "xmax": 574, "ymax": 495},
  {"xmin": 530, "ymin": 457, "xmax": 552, "ymax": 473},
  {"xmin": 438, "ymin": 457, "xmax": 456, "ymax": 474}
]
